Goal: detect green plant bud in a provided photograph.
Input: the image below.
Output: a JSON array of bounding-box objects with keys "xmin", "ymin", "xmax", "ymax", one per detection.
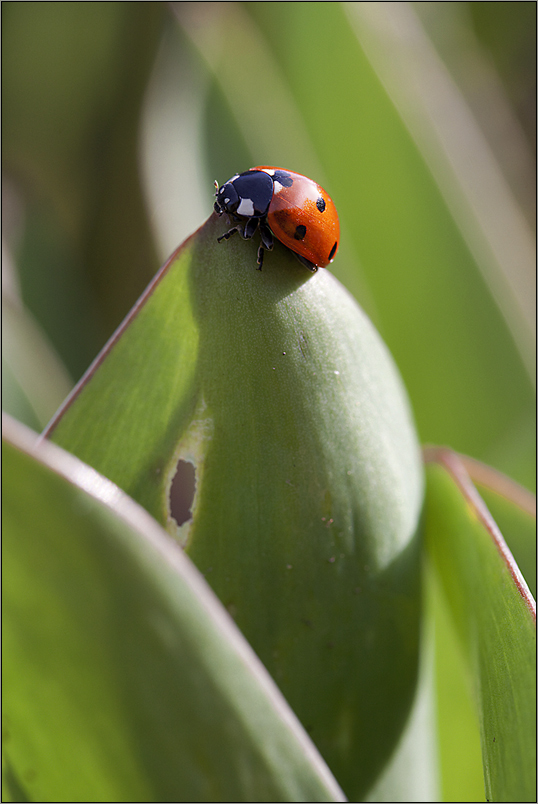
[{"xmin": 49, "ymin": 213, "xmax": 424, "ymax": 799}]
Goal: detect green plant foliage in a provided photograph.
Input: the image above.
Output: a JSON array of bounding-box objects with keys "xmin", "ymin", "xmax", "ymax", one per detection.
[
  {"xmin": 2, "ymin": 1, "xmax": 164, "ymax": 376},
  {"xmin": 2, "ymin": 3, "xmax": 536, "ymax": 801},
  {"xmin": 472, "ymin": 475, "xmax": 536, "ymax": 600},
  {"xmin": 426, "ymin": 453, "xmax": 536, "ymax": 802},
  {"xmin": 3, "ymin": 416, "xmax": 345, "ymax": 803},
  {"xmin": 425, "ymin": 450, "xmax": 536, "ymax": 803},
  {"xmin": 426, "ymin": 568, "xmax": 485, "ymax": 803},
  {"xmin": 47, "ymin": 216, "xmax": 425, "ymax": 800}
]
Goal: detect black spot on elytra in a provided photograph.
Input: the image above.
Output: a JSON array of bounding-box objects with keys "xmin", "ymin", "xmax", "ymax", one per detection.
[
  {"xmin": 294, "ymin": 224, "xmax": 307, "ymax": 240},
  {"xmin": 316, "ymin": 195, "xmax": 326, "ymax": 213},
  {"xmin": 328, "ymin": 241, "xmax": 338, "ymax": 261}
]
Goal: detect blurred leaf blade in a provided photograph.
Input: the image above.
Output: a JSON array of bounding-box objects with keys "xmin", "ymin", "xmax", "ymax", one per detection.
[
  {"xmin": 424, "ymin": 448, "xmax": 536, "ymax": 803},
  {"xmin": 347, "ymin": 1, "xmax": 536, "ymax": 372},
  {"xmin": 3, "ymin": 415, "xmax": 346, "ymax": 803},
  {"xmin": 2, "ymin": 2, "xmax": 164, "ymax": 377},
  {"xmin": 2, "ymin": 294, "xmax": 73, "ymax": 431}
]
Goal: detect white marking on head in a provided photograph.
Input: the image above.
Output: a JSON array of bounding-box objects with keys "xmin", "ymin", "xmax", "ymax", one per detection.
[
  {"xmin": 237, "ymin": 198, "xmax": 255, "ymax": 216},
  {"xmin": 273, "ymin": 181, "xmax": 284, "ymax": 193}
]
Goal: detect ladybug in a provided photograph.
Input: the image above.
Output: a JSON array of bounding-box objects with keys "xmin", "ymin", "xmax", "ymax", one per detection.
[{"xmin": 213, "ymin": 166, "xmax": 339, "ymax": 272}]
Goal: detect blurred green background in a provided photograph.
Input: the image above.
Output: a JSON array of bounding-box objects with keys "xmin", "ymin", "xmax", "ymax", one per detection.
[
  {"xmin": 3, "ymin": 1, "xmax": 535, "ymax": 492},
  {"xmin": 2, "ymin": 4, "xmax": 535, "ymax": 801},
  {"xmin": 3, "ymin": 1, "xmax": 535, "ymax": 487}
]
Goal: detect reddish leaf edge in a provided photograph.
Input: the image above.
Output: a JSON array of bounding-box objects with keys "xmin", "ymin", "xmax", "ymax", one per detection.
[
  {"xmin": 457, "ymin": 453, "xmax": 535, "ymax": 518},
  {"xmin": 39, "ymin": 220, "xmax": 207, "ymax": 442},
  {"xmin": 423, "ymin": 446, "xmax": 536, "ymax": 622}
]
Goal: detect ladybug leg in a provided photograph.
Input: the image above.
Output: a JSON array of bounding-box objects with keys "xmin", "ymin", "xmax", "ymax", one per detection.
[
  {"xmin": 256, "ymin": 219, "xmax": 274, "ymax": 270},
  {"xmin": 259, "ymin": 219, "xmax": 274, "ymax": 250},
  {"xmin": 241, "ymin": 217, "xmax": 259, "ymax": 240},
  {"xmin": 217, "ymin": 210, "xmax": 257, "ymax": 244},
  {"xmin": 294, "ymin": 253, "xmax": 318, "ymax": 273},
  {"xmin": 218, "ymin": 217, "xmax": 260, "ymax": 246},
  {"xmin": 256, "ymin": 245, "xmax": 265, "ymax": 270},
  {"xmin": 217, "ymin": 226, "xmax": 241, "ymax": 244}
]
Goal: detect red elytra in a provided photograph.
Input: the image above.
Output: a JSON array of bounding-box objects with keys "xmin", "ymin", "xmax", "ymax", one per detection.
[{"xmin": 253, "ymin": 166, "xmax": 339, "ymax": 269}]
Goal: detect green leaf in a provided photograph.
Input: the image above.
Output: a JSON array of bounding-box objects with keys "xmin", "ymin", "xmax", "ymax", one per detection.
[
  {"xmin": 424, "ymin": 448, "xmax": 536, "ymax": 803},
  {"xmin": 46, "ymin": 216, "xmax": 424, "ymax": 799},
  {"xmin": 427, "ymin": 562, "xmax": 485, "ymax": 802},
  {"xmin": 3, "ymin": 415, "xmax": 345, "ymax": 803},
  {"xmin": 458, "ymin": 455, "xmax": 536, "ymax": 600},
  {"xmin": 364, "ymin": 625, "xmax": 439, "ymax": 803}
]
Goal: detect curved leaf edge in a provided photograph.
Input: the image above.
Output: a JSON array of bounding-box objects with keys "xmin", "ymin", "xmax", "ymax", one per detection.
[
  {"xmin": 423, "ymin": 445, "xmax": 536, "ymax": 620},
  {"xmin": 3, "ymin": 412, "xmax": 347, "ymax": 803},
  {"xmin": 39, "ymin": 220, "xmax": 206, "ymax": 441}
]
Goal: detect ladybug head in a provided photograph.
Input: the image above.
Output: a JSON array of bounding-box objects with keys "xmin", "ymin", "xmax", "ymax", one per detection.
[{"xmin": 214, "ymin": 180, "xmax": 239, "ymax": 216}]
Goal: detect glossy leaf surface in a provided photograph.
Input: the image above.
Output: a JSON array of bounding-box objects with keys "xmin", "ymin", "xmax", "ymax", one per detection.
[{"xmin": 3, "ymin": 416, "xmax": 345, "ymax": 803}]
